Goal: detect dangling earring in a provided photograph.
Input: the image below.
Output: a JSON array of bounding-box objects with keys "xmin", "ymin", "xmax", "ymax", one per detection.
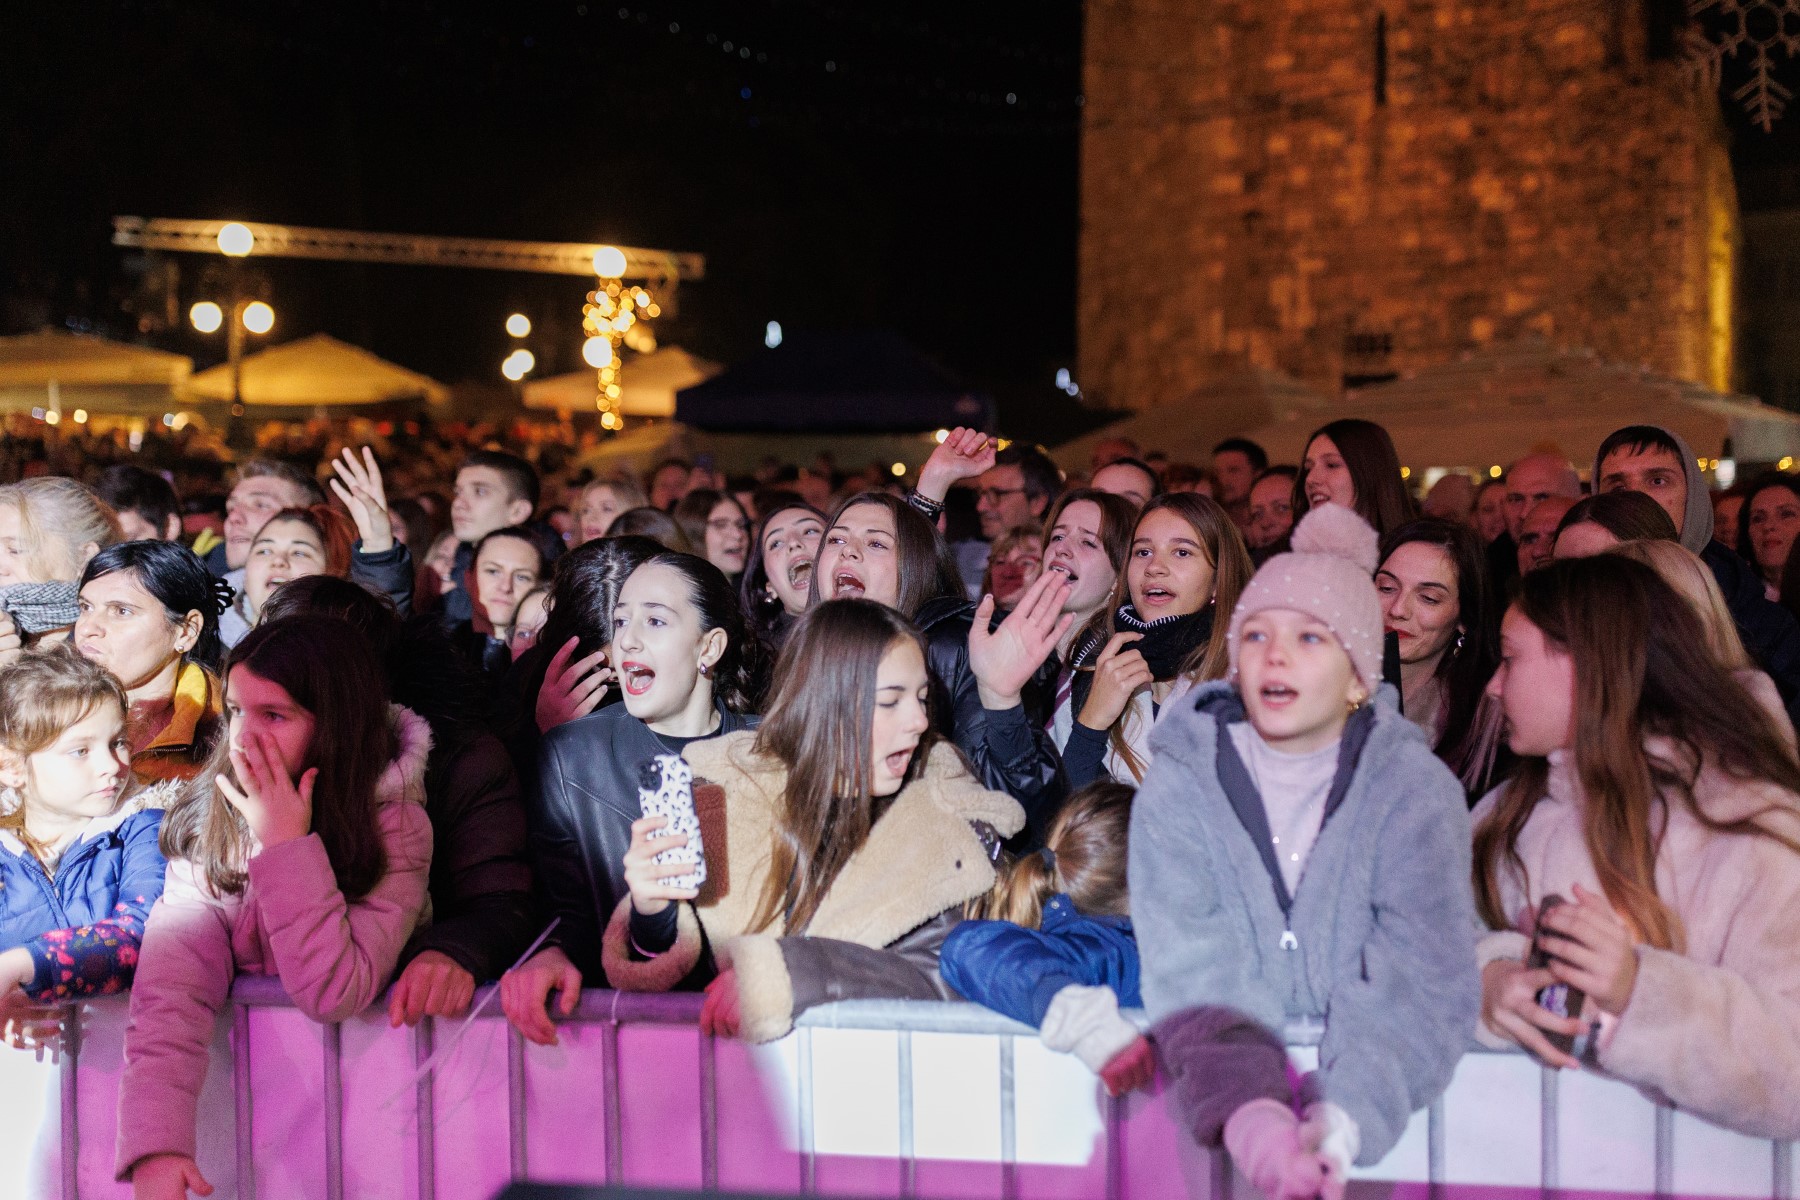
[
  {"xmin": 1453, "ymin": 629, "xmax": 1466, "ymax": 655},
  {"xmin": 0, "ymin": 787, "xmax": 20, "ymax": 817}
]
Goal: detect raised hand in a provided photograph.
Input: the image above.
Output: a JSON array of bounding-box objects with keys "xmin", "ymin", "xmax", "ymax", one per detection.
[
  {"xmin": 329, "ymin": 446, "xmax": 394, "ymax": 554},
  {"xmin": 217, "ymin": 733, "xmax": 315, "ymax": 850},
  {"xmin": 916, "ymin": 426, "xmax": 997, "ymax": 504},
  {"xmin": 1076, "ymin": 632, "xmax": 1151, "ymax": 732},
  {"xmin": 969, "ymin": 570, "xmax": 1073, "ymax": 710},
  {"xmin": 535, "ymin": 637, "xmax": 614, "ymax": 733}
]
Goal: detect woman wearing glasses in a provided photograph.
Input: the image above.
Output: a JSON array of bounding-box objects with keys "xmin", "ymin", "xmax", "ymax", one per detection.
[{"xmin": 675, "ymin": 490, "xmax": 752, "ymax": 584}]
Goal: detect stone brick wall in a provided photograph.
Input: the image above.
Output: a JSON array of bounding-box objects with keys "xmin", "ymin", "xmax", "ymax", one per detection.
[{"xmin": 1078, "ymin": 0, "xmax": 1738, "ymax": 412}]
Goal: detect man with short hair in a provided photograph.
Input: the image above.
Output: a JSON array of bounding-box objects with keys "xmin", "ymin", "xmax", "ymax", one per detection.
[
  {"xmin": 1594, "ymin": 423, "xmax": 1800, "ymax": 724},
  {"xmin": 94, "ymin": 464, "xmax": 183, "ymax": 542},
  {"xmin": 1488, "ymin": 452, "xmax": 1583, "ymax": 602},
  {"xmin": 1515, "ymin": 496, "xmax": 1578, "ymax": 576},
  {"xmin": 1090, "ymin": 457, "xmax": 1159, "ymax": 510},
  {"xmin": 973, "ymin": 446, "xmax": 1060, "ymax": 542},
  {"xmin": 207, "ymin": 458, "xmax": 325, "ymax": 577},
  {"xmin": 1210, "ymin": 437, "xmax": 1268, "ymax": 534},
  {"xmin": 443, "ymin": 450, "xmax": 541, "ymax": 625}
]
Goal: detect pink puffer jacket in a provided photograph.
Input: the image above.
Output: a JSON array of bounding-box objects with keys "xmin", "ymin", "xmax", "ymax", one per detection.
[{"xmin": 114, "ymin": 706, "xmax": 434, "ymax": 1180}]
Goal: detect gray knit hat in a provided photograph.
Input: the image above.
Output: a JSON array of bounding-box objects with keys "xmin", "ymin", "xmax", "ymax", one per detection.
[{"xmin": 1227, "ymin": 505, "xmax": 1384, "ymax": 688}]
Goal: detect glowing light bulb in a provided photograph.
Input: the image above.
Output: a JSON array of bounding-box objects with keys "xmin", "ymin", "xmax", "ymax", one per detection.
[
  {"xmin": 241, "ymin": 302, "xmax": 275, "ymax": 335},
  {"xmin": 1488, "ymin": 464, "xmax": 1503, "ymax": 479},
  {"xmin": 501, "ymin": 349, "xmax": 536, "ymax": 381},
  {"xmin": 189, "ymin": 301, "xmax": 224, "ymax": 333},
  {"xmin": 890, "ymin": 462, "xmax": 906, "ymax": 477},
  {"xmin": 216, "ymin": 223, "xmax": 255, "ymax": 257},
  {"xmin": 505, "ymin": 313, "xmax": 532, "ymax": 338},
  {"xmin": 934, "ymin": 429, "xmax": 950, "ymax": 444},
  {"xmin": 591, "ymin": 245, "xmax": 628, "ymax": 278},
  {"xmin": 73, "ymin": 409, "xmax": 88, "ymax": 424},
  {"xmin": 583, "ymin": 337, "xmax": 616, "ymax": 369}
]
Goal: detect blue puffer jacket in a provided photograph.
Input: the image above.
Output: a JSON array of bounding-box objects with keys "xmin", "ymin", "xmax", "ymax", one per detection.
[
  {"xmin": 0, "ymin": 786, "xmax": 172, "ymax": 1002},
  {"xmin": 940, "ymin": 893, "xmax": 1140, "ymax": 1028}
]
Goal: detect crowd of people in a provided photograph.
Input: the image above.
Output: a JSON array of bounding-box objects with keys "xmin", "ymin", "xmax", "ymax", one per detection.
[{"xmin": 0, "ymin": 411, "xmax": 1795, "ymax": 1200}]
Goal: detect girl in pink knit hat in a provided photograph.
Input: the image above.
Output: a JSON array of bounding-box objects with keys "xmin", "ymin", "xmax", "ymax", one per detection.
[{"xmin": 1129, "ymin": 504, "xmax": 1480, "ymax": 1199}]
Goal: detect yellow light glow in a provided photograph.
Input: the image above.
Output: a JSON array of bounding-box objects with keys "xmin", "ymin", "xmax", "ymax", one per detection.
[
  {"xmin": 891, "ymin": 462, "xmax": 907, "ymax": 477},
  {"xmin": 934, "ymin": 429, "xmax": 950, "ymax": 444},
  {"xmin": 605, "ymin": 384, "xmax": 622, "ymax": 399},
  {"xmin": 1488, "ymin": 464, "xmax": 1503, "ymax": 479},
  {"xmin": 583, "ymin": 337, "xmax": 616, "ymax": 369},
  {"xmin": 501, "ymin": 349, "xmax": 536, "ymax": 381},
  {"xmin": 600, "ymin": 411, "xmax": 621, "ymax": 430},
  {"xmin": 189, "ymin": 301, "xmax": 224, "ymax": 333},
  {"xmin": 1400, "ymin": 466, "xmax": 1411, "ymax": 480},
  {"xmin": 73, "ymin": 409, "xmax": 88, "ymax": 424},
  {"xmin": 646, "ymin": 303, "xmax": 661, "ymax": 318},
  {"xmin": 216, "ymin": 223, "xmax": 255, "ymax": 257},
  {"xmin": 611, "ymin": 312, "xmax": 634, "ymax": 332},
  {"xmin": 591, "ymin": 245, "xmax": 628, "ymax": 278},
  {"xmin": 241, "ymin": 301, "xmax": 275, "ymax": 334},
  {"xmin": 1781, "ymin": 457, "xmax": 1795, "ymax": 472},
  {"xmin": 44, "ymin": 410, "xmax": 60, "ymax": 426},
  {"xmin": 505, "ymin": 313, "xmax": 532, "ymax": 338}
]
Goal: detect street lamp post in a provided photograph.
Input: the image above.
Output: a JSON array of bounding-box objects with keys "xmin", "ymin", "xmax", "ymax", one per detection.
[{"xmin": 189, "ymin": 224, "xmax": 274, "ymax": 445}]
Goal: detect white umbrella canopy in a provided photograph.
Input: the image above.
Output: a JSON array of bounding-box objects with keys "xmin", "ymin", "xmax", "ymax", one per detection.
[
  {"xmin": 523, "ymin": 346, "xmax": 722, "ymax": 418},
  {"xmin": 1243, "ymin": 340, "xmax": 1800, "ymax": 472},
  {"xmin": 186, "ymin": 333, "xmax": 447, "ymax": 408},
  {"xmin": 1053, "ymin": 366, "xmax": 1331, "ymax": 470},
  {"xmin": 0, "ymin": 330, "xmax": 192, "ymax": 415}
]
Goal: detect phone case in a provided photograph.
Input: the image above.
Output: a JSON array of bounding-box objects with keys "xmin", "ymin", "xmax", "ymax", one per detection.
[
  {"xmin": 637, "ymin": 754, "xmax": 705, "ymax": 891},
  {"xmin": 1526, "ymin": 894, "xmax": 1586, "ymax": 1055}
]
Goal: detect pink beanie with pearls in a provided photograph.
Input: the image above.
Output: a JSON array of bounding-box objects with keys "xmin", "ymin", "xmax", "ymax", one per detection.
[{"xmin": 1227, "ymin": 504, "xmax": 1384, "ymax": 689}]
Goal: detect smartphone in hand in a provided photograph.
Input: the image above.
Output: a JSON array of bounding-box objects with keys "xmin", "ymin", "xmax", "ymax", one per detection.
[{"xmin": 1526, "ymin": 893, "xmax": 1587, "ymax": 1056}]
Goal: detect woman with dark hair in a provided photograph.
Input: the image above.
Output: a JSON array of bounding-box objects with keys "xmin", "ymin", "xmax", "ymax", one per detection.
[
  {"xmin": 1475, "ymin": 556, "xmax": 1800, "ymax": 1139},
  {"xmin": 597, "ymin": 599, "xmax": 1025, "ymax": 1044},
  {"xmin": 259, "ymin": 576, "xmax": 538, "ymax": 1028},
  {"xmin": 119, "ymin": 615, "xmax": 433, "ymax": 1196},
  {"xmin": 1292, "ymin": 418, "xmax": 1415, "ymax": 540},
  {"xmin": 521, "ymin": 535, "xmax": 665, "ymax": 736},
  {"xmin": 1064, "ymin": 494, "xmax": 1253, "ymax": 787},
  {"xmin": 1736, "ymin": 473, "xmax": 1800, "ymax": 599},
  {"xmin": 503, "ymin": 551, "xmax": 766, "ymax": 1043},
  {"xmin": 674, "ymin": 489, "xmax": 752, "ymax": 581},
  {"xmin": 810, "ymin": 491, "xmax": 1062, "ymax": 805},
  {"xmin": 740, "ymin": 498, "xmax": 825, "ymax": 653},
  {"xmin": 75, "ymin": 541, "xmax": 228, "ymax": 785},
  {"xmin": 1377, "ymin": 517, "xmax": 1506, "ymax": 795},
  {"xmin": 1551, "ymin": 491, "xmax": 1679, "ymax": 559}
]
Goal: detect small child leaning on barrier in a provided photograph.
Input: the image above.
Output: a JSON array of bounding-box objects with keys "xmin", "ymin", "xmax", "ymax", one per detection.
[{"xmin": 939, "ymin": 780, "xmax": 1152, "ymax": 1096}]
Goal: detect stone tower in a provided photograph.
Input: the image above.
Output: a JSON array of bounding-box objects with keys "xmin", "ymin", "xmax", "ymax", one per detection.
[{"xmin": 1078, "ymin": 0, "xmax": 1739, "ymax": 411}]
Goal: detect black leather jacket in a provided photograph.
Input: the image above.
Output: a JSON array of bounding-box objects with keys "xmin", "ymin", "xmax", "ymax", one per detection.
[{"xmin": 530, "ymin": 702, "xmax": 758, "ymax": 980}]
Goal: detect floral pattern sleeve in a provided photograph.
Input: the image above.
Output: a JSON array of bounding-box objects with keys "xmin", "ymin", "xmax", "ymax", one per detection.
[{"xmin": 22, "ymin": 811, "xmax": 168, "ymax": 1002}]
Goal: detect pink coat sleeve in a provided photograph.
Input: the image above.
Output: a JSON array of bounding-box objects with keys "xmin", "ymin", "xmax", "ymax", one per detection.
[
  {"xmin": 247, "ymin": 798, "xmax": 434, "ymax": 1024},
  {"xmin": 115, "ymin": 863, "xmax": 237, "ymax": 1180}
]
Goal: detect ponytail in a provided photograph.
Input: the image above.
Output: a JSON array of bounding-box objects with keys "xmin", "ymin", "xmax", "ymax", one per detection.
[{"xmin": 971, "ymin": 781, "xmax": 1135, "ymax": 927}]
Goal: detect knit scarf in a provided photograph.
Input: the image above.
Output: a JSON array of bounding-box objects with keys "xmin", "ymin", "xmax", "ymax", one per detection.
[
  {"xmin": 1113, "ymin": 602, "xmax": 1215, "ymax": 680},
  {"xmin": 0, "ymin": 581, "xmax": 80, "ymax": 634}
]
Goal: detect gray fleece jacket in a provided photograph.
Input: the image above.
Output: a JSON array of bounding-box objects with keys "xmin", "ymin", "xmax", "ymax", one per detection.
[{"xmin": 1130, "ymin": 680, "xmax": 1480, "ymax": 1164}]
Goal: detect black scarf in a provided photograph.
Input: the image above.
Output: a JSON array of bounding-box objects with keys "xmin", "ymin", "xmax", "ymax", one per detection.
[{"xmin": 1069, "ymin": 603, "xmax": 1215, "ymax": 718}]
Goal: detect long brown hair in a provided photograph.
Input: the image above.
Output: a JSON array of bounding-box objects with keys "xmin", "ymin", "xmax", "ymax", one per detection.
[
  {"xmin": 748, "ymin": 599, "xmax": 933, "ymax": 934},
  {"xmin": 1080, "ymin": 493, "xmax": 1252, "ymax": 780},
  {"xmin": 810, "ymin": 492, "xmax": 964, "ymax": 620},
  {"xmin": 1473, "ymin": 556, "xmax": 1800, "ymax": 949},
  {"xmin": 161, "ymin": 615, "xmax": 396, "ymax": 900},
  {"xmin": 973, "ymin": 780, "xmax": 1133, "ymax": 928},
  {"xmin": 1292, "ymin": 418, "xmax": 1415, "ymax": 538}
]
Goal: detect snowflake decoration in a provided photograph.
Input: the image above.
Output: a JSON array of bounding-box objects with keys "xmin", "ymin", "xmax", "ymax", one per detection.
[{"xmin": 1685, "ymin": 0, "xmax": 1800, "ymax": 130}]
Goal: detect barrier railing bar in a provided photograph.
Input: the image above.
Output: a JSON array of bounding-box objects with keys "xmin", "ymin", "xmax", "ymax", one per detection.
[
  {"xmin": 507, "ymin": 1027, "xmax": 527, "ymax": 1180},
  {"xmin": 1654, "ymin": 1104, "xmax": 1675, "ymax": 1197},
  {"xmin": 233, "ymin": 1005, "xmax": 256, "ymax": 1200},
  {"xmin": 700, "ymin": 1033, "xmax": 719, "ymax": 1192},
  {"xmin": 798, "ymin": 1025, "xmax": 816, "ymax": 1195},
  {"xmin": 414, "ymin": 1018, "xmax": 436, "ymax": 1200},
  {"xmin": 897, "ymin": 1029, "xmax": 916, "ymax": 1199},
  {"xmin": 1775, "ymin": 1140, "xmax": 1793, "ymax": 1200},
  {"xmin": 1104, "ymin": 1093, "xmax": 1124, "ymax": 1200},
  {"xmin": 601, "ymin": 1020, "xmax": 623, "ymax": 1183},
  {"xmin": 59, "ymin": 1003, "xmax": 79, "ymax": 1200},
  {"xmin": 1427, "ymin": 1096, "xmax": 1445, "ymax": 1184},
  {"xmin": 999, "ymin": 1035, "xmax": 1017, "ymax": 1200},
  {"xmin": 1213, "ymin": 1148, "xmax": 1235, "ymax": 1200},
  {"xmin": 324, "ymin": 1022, "xmax": 345, "ymax": 1200},
  {"xmin": 1540, "ymin": 1065, "xmax": 1559, "ymax": 1189}
]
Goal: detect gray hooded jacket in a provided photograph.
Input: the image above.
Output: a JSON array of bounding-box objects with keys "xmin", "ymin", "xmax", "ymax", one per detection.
[{"xmin": 1130, "ymin": 680, "xmax": 1479, "ymax": 1163}]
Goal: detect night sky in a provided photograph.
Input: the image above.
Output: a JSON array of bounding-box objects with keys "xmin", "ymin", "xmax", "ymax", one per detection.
[
  {"xmin": 3, "ymin": 2, "xmax": 1793, "ymax": 431},
  {"xmin": 2, "ymin": 0, "xmax": 1083, "ymax": 425}
]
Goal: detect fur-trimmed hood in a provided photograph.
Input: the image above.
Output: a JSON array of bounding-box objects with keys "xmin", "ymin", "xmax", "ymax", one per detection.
[{"xmin": 380, "ymin": 703, "xmax": 435, "ymax": 810}]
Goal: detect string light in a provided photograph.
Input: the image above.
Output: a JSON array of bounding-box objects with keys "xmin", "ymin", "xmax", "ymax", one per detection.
[{"xmin": 580, "ymin": 256, "xmax": 664, "ymax": 430}]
